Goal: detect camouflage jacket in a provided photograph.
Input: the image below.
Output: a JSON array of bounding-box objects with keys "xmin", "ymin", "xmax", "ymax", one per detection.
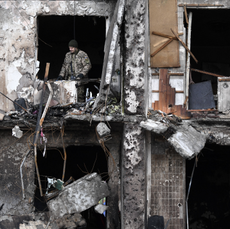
[{"xmin": 59, "ymin": 50, "xmax": 92, "ymax": 80}]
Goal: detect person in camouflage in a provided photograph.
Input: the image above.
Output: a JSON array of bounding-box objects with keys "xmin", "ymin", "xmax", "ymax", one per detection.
[{"xmin": 57, "ymin": 39, "xmax": 92, "ymax": 102}]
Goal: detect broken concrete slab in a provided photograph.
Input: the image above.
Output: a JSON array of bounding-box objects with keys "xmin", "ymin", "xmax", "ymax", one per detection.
[
  {"xmin": 140, "ymin": 119, "xmax": 168, "ymax": 134},
  {"xmin": 55, "ymin": 212, "xmax": 86, "ymax": 229},
  {"xmin": 140, "ymin": 118, "xmax": 207, "ymax": 159},
  {"xmin": 168, "ymin": 124, "xmax": 207, "ymax": 159},
  {"xmin": 47, "ymin": 173, "xmax": 110, "ymax": 219}
]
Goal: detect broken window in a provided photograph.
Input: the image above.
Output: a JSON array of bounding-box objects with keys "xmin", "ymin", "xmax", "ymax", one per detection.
[
  {"xmin": 37, "ymin": 15, "xmax": 105, "ymax": 97},
  {"xmin": 186, "ymin": 9, "xmax": 230, "ymax": 111}
]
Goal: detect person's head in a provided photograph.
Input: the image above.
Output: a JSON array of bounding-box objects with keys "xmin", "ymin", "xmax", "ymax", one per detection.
[{"xmin": 68, "ymin": 39, "xmax": 78, "ymax": 53}]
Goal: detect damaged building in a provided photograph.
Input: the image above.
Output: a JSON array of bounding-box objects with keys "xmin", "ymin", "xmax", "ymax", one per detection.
[{"xmin": 0, "ymin": 0, "xmax": 230, "ymax": 229}]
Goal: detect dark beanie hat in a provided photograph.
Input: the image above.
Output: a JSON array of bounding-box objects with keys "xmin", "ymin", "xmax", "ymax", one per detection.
[{"xmin": 68, "ymin": 39, "xmax": 78, "ymax": 48}]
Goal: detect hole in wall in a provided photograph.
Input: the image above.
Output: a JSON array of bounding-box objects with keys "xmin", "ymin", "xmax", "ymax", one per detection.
[
  {"xmin": 37, "ymin": 15, "xmax": 105, "ymax": 96},
  {"xmin": 186, "ymin": 144, "xmax": 230, "ymax": 229},
  {"xmin": 188, "ymin": 9, "xmax": 230, "ymax": 105},
  {"xmin": 34, "ymin": 145, "xmax": 108, "ymax": 229}
]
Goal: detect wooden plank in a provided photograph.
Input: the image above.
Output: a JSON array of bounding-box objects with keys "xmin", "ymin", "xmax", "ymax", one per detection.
[
  {"xmin": 166, "ymin": 85, "xmax": 171, "ymax": 113},
  {"xmin": 218, "ymin": 78, "xmax": 230, "ymax": 82},
  {"xmin": 159, "ymin": 69, "xmax": 168, "ymax": 111},
  {"xmin": 154, "ymin": 101, "xmax": 159, "ymax": 110},
  {"xmin": 178, "ymin": 4, "xmax": 224, "ymax": 7},
  {"xmin": 152, "ymin": 90, "xmax": 184, "ymax": 93},
  {"xmin": 171, "ymin": 28, "xmax": 198, "ymax": 63},
  {"xmin": 149, "ymin": 0, "xmax": 180, "ymax": 68},
  {"xmin": 184, "ymin": 6, "xmax": 189, "ymax": 25},
  {"xmin": 191, "ymin": 68, "xmax": 227, "ymax": 78},
  {"xmin": 152, "ymin": 31, "xmax": 183, "ymax": 39},
  {"xmin": 152, "ymin": 73, "xmax": 184, "ymax": 76},
  {"xmin": 151, "ymin": 38, "xmax": 173, "ymax": 57}
]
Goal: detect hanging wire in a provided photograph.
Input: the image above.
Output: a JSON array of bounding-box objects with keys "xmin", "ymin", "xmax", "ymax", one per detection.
[
  {"xmin": 74, "ymin": 0, "xmax": 76, "ymax": 39},
  {"xmin": 186, "ymin": 155, "xmax": 199, "ymax": 229}
]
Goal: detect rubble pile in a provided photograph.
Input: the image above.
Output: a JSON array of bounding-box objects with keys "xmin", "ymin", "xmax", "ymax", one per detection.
[{"xmin": 0, "ymin": 96, "xmax": 121, "ymax": 123}]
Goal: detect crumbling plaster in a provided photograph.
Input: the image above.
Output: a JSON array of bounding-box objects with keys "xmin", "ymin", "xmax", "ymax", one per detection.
[
  {"xmin": 124, "ymin": 0, "xmax": 146, "ymax": 115},
  {"xmin": 122, "ymin": 122, "xmax": 146, "ymax": 229},
  {"xmin": 0, "ymin": 0, "xmax": 114, "ymax": 112}
]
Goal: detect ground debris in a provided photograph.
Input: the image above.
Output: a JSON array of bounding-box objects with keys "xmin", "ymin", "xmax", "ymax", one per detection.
[
  {"xmin": 19, "ymin": 220, "xmax": 51, "ymax": 229},
  {"xmin": 55, "ymin": 212, "xmax": 87, "ymax": 229}
]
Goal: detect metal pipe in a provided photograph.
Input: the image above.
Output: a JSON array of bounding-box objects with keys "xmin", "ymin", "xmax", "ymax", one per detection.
[
  {"xmin": 186, "ymin": 157, "xmax": 197, "ymax": 229},
  {"xmin": 61, "ymin": 127, "xmax": 67, "ymax": 181},
  {"xmin": 20, "ymin": 149, "xmax": 31, "ymax": 199},
  {"xmin": 39, "ymin": 82, "xmax": 53, "ymax": 127}
]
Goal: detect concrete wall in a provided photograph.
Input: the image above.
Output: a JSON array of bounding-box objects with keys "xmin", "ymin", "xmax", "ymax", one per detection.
[
  {"xmin": 0, "ymin": 130, "xmax": 35, "ymax": 216},
  {"xmin": 121, "ymin": 0, "xmax": 149, "ymax": 228},
  {"xmin": 150, "ymin": 134, "xmax": 186, "ymax": 229}
]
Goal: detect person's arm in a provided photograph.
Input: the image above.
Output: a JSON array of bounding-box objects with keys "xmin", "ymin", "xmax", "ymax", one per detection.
[{"xmin": 80, "ymin": 52, "xmax": 92, "ymax": 77}]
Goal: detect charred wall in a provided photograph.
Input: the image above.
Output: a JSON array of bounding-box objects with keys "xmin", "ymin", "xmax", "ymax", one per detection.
[
  {"xmin": 0, "ymin": 130, "xmax": 35, "ymax": 217},
  {"xmin": 0, "ymin": 121, "xmax": 122, "ymax": 228}
]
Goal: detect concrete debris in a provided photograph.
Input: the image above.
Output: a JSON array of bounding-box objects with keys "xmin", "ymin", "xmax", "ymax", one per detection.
[
  {"xmin": 168, "ymin": 124, "xmax": 207, "ymax": 159},
  {"xmin": 47, "ymin": 173, "xmax": 110, "ymax": 219},
  {"xmin": 140, "ymin": 119, "xmax": 168, "ymax": 134},
  {"xmin": 19, "ymin": 220, "xmax": 51, "ymax": 229},
  {"xmin": 141, "ymin": 113, "xmax": 207, "ymax": 159},
  {"xmin": 55, "ymin": 212, "xmax": 87, "ymax": 229},
  {"xmin": 96, "ymin": 122, "xmax": 111, "ymax": 137},
  {"xmin": 12, "ymin": 125, "xmax": 23, "ymax": 138},
  {"xmin": 94, "ymin": 203, "xmax": 108, "ymax": 214},
  {"xmin": 34, "ymin": 80, "xmax": 78, "ymax": 106}
]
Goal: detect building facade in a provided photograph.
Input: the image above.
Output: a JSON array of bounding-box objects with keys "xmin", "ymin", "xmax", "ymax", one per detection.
[{"xmin": 0, "ymin": 0, "xmax": 230, "ymax": 229}]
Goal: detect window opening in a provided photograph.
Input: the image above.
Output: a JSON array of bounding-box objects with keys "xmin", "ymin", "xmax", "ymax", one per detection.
[
  {"xmin": 37, "ymin": 16, "xmax": 105, "ymax": 97},
  {"xmin": 186, "ymin": 144, "xmax": 230, "ymax": 229},
  {"xmin": 188, "ymin": 10, "xmax": 230, "ymax": 110},
  {"xmin": 34, "ymin": 145, "xmax": 108, "ymax": 229}
]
